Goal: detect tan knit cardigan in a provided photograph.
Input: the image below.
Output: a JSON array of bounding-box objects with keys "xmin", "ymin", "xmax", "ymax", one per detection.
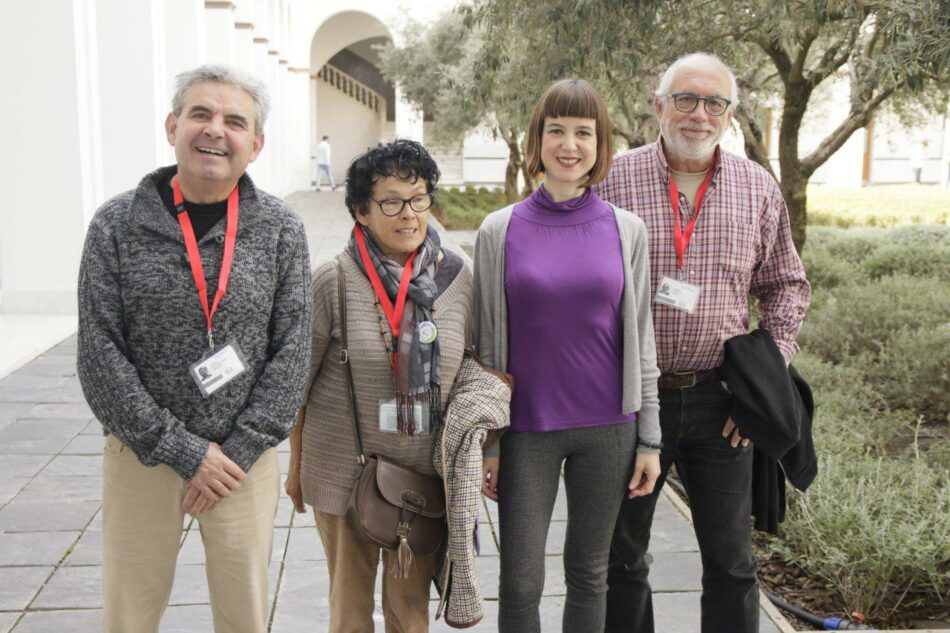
[{"xmin": 301, "ymin": 250, "xmax": 473, "ymax": 515}]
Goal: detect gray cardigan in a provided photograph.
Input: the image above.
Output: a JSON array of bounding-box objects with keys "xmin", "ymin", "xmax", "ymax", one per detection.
[
  {"xmin": 472, "ymin": 203, "xmax": 661, "ymax": 450},
  {"xmin": 77, "ymin": 166, "xmax": 313, "ymax": 480}
]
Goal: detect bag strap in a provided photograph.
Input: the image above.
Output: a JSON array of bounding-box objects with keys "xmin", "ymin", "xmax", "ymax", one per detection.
[{"xmin": 337, "ymin": 259, "xmax": 366, "ymax": 465}]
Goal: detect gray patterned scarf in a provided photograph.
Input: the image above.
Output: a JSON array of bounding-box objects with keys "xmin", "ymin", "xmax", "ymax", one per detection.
[{"xmin": 347, "ymin": 225, "xmax": 442, "ymax": 435}]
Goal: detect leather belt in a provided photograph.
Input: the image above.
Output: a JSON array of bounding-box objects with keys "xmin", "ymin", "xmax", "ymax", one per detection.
[{"xmin": 658, "ymin": 369, "xmax": 719, "ymax": 390}]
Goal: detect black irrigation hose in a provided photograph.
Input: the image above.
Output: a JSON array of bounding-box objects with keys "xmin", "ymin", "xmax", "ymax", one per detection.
[
  {"xmin": 665, "ymin": 473, "xmax": 877, "ymax": 631},
  {"xmin": 761, "ymin": 588, "xmax": 876, "ymax": 630}
]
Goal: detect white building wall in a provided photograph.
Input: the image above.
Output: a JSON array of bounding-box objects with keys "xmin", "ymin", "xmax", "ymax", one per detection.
[
  {"xmin": 423, "ymin": 122, "xmax": 464, "ymax": 187},
  {"xmin": 461, "ymin": 129, "xmax": 509, "ymax": 188}
]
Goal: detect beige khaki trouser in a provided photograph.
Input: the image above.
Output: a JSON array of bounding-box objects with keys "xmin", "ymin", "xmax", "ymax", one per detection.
[
  {"xmin": 101, "ymin": 435, "xmax": 279, "ymax": 633},
  {"xmin": 315, "ymin": 510, "xmax": 436, "ymax": 633}
]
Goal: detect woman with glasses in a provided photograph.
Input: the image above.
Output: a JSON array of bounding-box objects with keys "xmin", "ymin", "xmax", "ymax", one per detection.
[
  {"xmin": 473, "ymin": 79, "xmax": 661, "ymax": 633},
  {"xmin": 284, "ymin": 139, "xmax": 472, "ymax": 633}
]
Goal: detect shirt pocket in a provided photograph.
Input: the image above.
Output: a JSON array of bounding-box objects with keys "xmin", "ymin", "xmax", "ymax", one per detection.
[{"xmin": 718, "ymin": 221, "xmax": 758, "ymax": 275}]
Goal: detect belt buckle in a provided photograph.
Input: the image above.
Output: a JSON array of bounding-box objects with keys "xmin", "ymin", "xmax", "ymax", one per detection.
[{"xmin": 677, "ymin": 372, "xmax": 698, "ymax": 389}]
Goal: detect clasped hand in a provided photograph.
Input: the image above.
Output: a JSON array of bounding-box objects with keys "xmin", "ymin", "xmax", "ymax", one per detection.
[{"xmin": 184, "ymin": 442, "xmax": 245, "ymax": 517}]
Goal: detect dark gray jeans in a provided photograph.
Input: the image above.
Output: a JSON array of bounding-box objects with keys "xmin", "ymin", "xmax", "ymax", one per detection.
[
  {"xmin": 498, "ymin": 422, "xmax": 637, "ymax": 633},
  {"xmin": 605, "ymin": 379, "xmax": 758, "ymax": 633}
]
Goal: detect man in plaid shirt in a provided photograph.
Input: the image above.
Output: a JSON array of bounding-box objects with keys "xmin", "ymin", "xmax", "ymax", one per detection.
[{"xmin": 596, "ymin": 52, "xmax": 810, "ymax": 633}]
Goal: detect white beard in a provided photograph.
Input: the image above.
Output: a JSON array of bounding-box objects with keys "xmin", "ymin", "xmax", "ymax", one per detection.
[{"xmin": 660, "ymin": 118, "xmax": 723, "ymax": 164}]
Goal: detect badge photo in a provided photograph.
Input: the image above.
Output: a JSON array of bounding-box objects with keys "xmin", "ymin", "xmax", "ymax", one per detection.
[{"xmin": 189, "ymin": 342, "xmax": 249, "ymax": 398}]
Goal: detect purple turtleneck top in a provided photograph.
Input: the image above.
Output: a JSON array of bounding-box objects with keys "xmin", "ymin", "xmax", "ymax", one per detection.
[{"xmin": 504, "ymin": 185, "xmax": 637, "ymax": 432}]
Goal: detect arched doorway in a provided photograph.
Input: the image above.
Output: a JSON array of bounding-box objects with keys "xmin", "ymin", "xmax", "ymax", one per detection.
[{"xmin": 308, "ymin": 11, "xmax": 396, "ymax": 187}]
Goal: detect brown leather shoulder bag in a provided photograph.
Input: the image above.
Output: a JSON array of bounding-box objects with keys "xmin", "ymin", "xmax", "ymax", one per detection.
[{"xmin": 336, "ymin": 260, "xmax": 446, "ymax": 577}]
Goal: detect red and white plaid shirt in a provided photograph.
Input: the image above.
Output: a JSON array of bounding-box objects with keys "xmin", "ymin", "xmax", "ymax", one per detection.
[{"xmin": 595, "ymin": 140, "xmax": 810, "ymax": 373}]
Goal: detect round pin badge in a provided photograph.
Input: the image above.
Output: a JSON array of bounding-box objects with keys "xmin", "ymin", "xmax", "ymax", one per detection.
[{"xmin": 417, "ymin": 321, "xmax": 438, "ymax": 344}]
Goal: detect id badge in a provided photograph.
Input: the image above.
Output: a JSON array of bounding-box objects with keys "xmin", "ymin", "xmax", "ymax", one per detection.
[
  {"xmin": 378, "ymin": 399, "xmax": 430, "ymax": 435},
  {"xmin": 654, "ymin": 275, "xmax": 702, "ymax": 314},
  {"xmin": 189, "ymin": 342, "xmax": 249, "ymax": 398}
]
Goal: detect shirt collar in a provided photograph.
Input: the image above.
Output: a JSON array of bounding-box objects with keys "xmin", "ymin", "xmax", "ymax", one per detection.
[
  {"xmin": 129, "ymin": 165, "xmax": 264, "ymax": 241},
  {"xmin": 651, "ymin": 136, "xmax": 724, "ymax": 188}
]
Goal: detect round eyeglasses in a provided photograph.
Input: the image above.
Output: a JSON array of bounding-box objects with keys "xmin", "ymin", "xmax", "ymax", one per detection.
[
  {"xmin": 667, "ymin": 93, "xmax": 732, "ymax": 117},
  {"xmin": 368, "ymin": 192, "xmax": 437, "ymax": 217}
]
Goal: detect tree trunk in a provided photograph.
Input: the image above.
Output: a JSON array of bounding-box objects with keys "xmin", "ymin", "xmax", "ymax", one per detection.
[
  {"xmin": 735, "ymin": 108, "xmax": 778, "ymax": 183},
  {"xmin": 777, "ymin": 83, "xmax": 812, "ymax": 253},
  {"xmin": 780, "ymin": 169, "xmax": 808, "ymax": 253},
  {"xmin": 501, "ymin": 126, "xmax": 525, "ymax": 204},
  {"xmin": 504, "ymin": 158, "xmax": 520, "ymax": 204}
]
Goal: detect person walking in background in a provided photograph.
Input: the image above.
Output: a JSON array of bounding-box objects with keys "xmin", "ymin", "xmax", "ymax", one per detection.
[
  {"xmin": 474, "ymin": 78, "xmax": 662, "ymax": 633},
  {"xmin": 284, "ymin": 139, "xmax": 476, "ymax": 633},
  {"xmin": 77, "ymin": 64, "xmax": 312, "ymax": 633},
  {"xmin": 315, "ymin": 134, "xmax": 337, "ymax": 190},
  {"xmin": 596, "ymin": 52, "xmax": 811, "ymax": 633}
]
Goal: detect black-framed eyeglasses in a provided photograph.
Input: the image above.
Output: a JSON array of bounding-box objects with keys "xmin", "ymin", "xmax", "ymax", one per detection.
[
  {"xmin": 667, "ymin": 92, "xmax": 732, "ymax": 117},
  {"xmin": 367, "ymin": 191, "xmax": 437, "ymax": 217}
]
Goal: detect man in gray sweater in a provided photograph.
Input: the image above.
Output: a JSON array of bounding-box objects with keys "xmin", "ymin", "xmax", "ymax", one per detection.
[{"xmin": 77, "ymin": 65, "xmax": 312, "ymax": 633}]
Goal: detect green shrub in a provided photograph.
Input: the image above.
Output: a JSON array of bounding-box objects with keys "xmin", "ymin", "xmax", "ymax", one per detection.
[
  {"xmin": 888, "ymin": 225, "xmax": 950, "ymax": 246},
  {"xmin": 777, "ymin": 453, "xmax": 950, "ymax": 621},
  {"xmin": 804, "ymin": 227, "xmax": 889, "ymax": 266},
  {"xmin": 801, "ymin": 246, "xmax": 862, "ymax": 289},
  {"xmin": 863, "ymin": 242, "xmax": 950, "ymax": 282},
  {"xmin": 779, "ymin": 222, "xmax": 950, "ymax": 623},
  {"xmin": 792, "ymin": 353, "xmax": 900, "ymax": 454},
  {"xmin": 435, "ymin": 187, "xmax": 507, "ymax": 230},
  {"xmin": 858, "ymin": 326, "xmax": 950, "ymax": 423},
  {"xmin": 799, "ymin": 275, "xmax": 950, "ymax": 362}
]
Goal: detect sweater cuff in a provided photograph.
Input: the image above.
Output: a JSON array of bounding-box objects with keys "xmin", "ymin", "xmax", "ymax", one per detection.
[
  {"xmin": 220, "ymin": 426, "xmax": 271, "ymax": 474},
  {"xmin": 635, "ymin": 404, "xmax": 661, "ymax": 449},
  {"xmin": 154, "ymin": 427, "xmax": 209, "ymax": 481}
]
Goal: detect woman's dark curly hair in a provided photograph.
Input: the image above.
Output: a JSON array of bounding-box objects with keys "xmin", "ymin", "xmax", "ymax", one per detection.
[{"xmin": 344, "ymin": 139, "xmax": 441, "ymax": 220}]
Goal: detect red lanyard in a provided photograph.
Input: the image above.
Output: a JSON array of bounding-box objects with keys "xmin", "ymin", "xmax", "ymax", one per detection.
[
  {"xmin": 669, "ymin": 156, "xmax": 716, "ymax": 270},
  {"xmin": 353, "ymin": 224, "xmax": 416, "ymax": 339},
  {"xmin": 173, "ymin": 176, "xmax": 239, "ymax": 346}
]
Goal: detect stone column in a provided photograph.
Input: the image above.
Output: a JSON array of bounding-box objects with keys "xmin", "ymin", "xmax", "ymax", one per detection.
[
  {"xmin": 96, "ymin": 0, "xmax": 169, "ymax": 199},
  {"xmin": 0, "ymin": 0, "xmax": 102, "ymax": 314},
  {"xmin": 204, "ymin": 1, "xmax": 235, "ymax": 64}
]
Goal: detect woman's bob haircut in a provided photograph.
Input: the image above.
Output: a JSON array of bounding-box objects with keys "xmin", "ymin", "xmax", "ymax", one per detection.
[{"xmin": 524, "ymin": 78, "xmax": 614, "ymax": 187}]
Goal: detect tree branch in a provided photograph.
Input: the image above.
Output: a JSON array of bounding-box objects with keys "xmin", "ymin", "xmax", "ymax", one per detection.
[
  {"xmin": 735, "ymin": 108, "xmax": 778, "ymax": 181},
  {"xmin": 754, "ymin": 35, "xmax": 793, "ymax": 86},
  {"xmin": 800, "ymin": 85, "xmax": 896, "ymax": 176},
  {"xmin": 806, "ymin": 26, "xmax": 860, "ymax": 87},
  {"xmin": 790, "ymin": 26, "xmax": 819, "ymax": 82}
]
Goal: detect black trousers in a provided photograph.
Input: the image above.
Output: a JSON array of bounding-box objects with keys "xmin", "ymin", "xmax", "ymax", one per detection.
[{"xmin": 604, "ymin": 379, "xmax": 759, "ymax": 633}]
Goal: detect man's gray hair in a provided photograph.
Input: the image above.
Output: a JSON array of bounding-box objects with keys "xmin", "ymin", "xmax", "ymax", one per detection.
[
  {"xmin": 655, "ymin": 52, "xmax": 740, "ymax": 107},
  {"xmin": 172, "ymin": 64, "xmax": 270, "ymax": 133}
]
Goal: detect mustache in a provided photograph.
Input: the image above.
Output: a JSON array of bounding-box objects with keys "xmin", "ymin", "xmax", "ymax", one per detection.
[{"xmin": 676, "ymin": 123, "xmax": 717, "ymax": 134}]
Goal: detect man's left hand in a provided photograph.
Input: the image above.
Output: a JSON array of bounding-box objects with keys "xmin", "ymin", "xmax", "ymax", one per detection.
[
  {"xmin": 721, "ymin": 417, "xmax": 751, "ymax": 448},
  {"xmin": 183, "ymin": 484, "xmax": 221, "ymax": 517}
]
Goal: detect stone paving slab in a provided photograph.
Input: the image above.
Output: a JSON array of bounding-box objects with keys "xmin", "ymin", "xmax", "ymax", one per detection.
[
  {"xmin": 0, "ymin": 190, "xmax": 793, "ymax": 631},
  {"xmin": 0, "ymin": 613, "xmax": 17, "ymax": 633}
]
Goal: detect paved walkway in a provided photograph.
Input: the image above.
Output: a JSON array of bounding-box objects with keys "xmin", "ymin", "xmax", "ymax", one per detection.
[{"xmin": 0, "ymin": 190, "xmax": 789, "ymax": 632}]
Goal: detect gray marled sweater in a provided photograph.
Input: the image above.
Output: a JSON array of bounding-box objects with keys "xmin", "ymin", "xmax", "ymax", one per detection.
[{"xmin": 77, "ymin": 166, "xmax": 312, "ymax": 480}]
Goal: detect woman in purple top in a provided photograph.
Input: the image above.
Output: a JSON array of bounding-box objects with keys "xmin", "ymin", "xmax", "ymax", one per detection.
[{"xmin": 473, "ymin": 79, "xmax": 661, "ymax": 633}]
